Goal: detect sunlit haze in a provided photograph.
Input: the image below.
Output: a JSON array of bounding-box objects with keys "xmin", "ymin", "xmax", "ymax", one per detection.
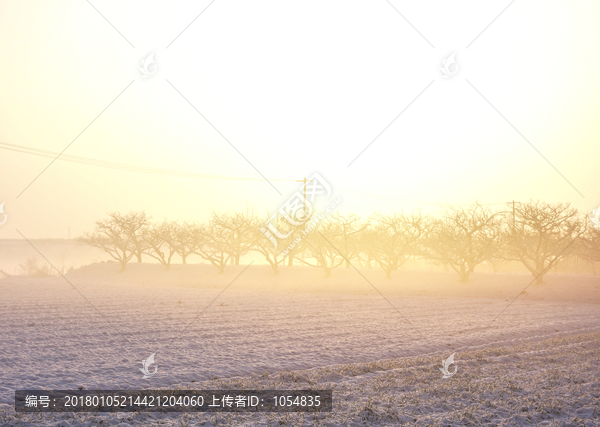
[{"xmin": 1, "ymin": 0, "xmax": 600, "ymax": 238}]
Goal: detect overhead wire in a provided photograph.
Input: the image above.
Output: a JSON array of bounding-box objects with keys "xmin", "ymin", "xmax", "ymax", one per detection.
[{"xmin": 1, "ymin": 141, "xmax": 511, "ymax": 207}]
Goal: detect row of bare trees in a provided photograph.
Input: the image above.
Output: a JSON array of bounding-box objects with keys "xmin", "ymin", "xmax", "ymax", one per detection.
[
  {"xmin": 78, "ymin": 209, "xmax": 257, "ymax": 273},
  {"xmin": 79, "ymin": 201, "xmax": 600, "ymax": 284}
]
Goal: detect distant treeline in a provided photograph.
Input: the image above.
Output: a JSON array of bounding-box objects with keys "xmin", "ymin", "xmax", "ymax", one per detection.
[{"xmin": 78, "ymin": 201, "xmax": 600, "ymax": 284}]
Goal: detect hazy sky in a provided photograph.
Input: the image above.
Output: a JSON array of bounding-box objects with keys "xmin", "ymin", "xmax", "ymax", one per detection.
[{"xmin": 1, "ymin": 0, "xmax": 600, "ymax": 238}]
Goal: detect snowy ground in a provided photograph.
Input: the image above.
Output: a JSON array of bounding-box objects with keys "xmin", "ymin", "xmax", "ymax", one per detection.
[{"xmin": 0, "ymin": 264, "xmax": 599, "ymax": 425}]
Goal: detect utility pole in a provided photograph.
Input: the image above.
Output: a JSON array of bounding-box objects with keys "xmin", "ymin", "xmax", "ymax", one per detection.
[{"xmin": 296, "ymin": 177, "xmax": 308, "ymax": 210}]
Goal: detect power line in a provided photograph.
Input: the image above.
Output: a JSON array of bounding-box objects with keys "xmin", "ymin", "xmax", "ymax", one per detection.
[
  {"xmin": 0, "ymin": 141, "xmax": 294, "ymax": 182},
  {"xmin": 3, "ymin": 141, "xmax": 512, "ymax": 207}
]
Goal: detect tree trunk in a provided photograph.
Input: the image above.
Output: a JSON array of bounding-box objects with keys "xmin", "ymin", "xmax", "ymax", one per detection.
[
  {"xmin": 288, "ymin": 255, "xmax": 293, "ymax": 266},
  {"xmin": 535, "ymin": 273, "xmax": 544, "ymax": 285},
  {"xmin": 323, "ymin": 267, "xmax": 331, "ymax": 278},
  {"xmin": 182, "ymin": 254, "xmax": 187, "ymax": 264},
  {"xmin": 119, "ymin": 260, "xmax": 127, "ymax": 272},
  {"xmin": 386, "ymin": 269, "xmax": 392, "ymax": 279}
]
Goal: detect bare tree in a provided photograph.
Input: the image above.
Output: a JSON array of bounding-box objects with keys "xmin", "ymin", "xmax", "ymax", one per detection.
[
  {"xmin": 213, "ymin": 208, "xmax": 258, "ymax": 265},
  {"xmin": 117, "ymin": 211, "xmax": 151, "ymax": 263},
  {"xmin": 576, "ymin": 224, "xmax": 600, "ymax": 274},
  {"xmin": 144, "ymin": 220, "xmax": 180, "ymax": 269},
  {"xmin": 175, "ymin": 221, "xmax": 198, "ymax": 264},
  {"xmin": 329, "ymin": 213, "xmax": 369, "ymax": 268},
  {"xmin": 425, "ymin": 204, "xmax": 501, "ymax": 282},
  {"xmin": 357, "ymin": 225, "xmax": 378, "ymax": 269},
  {"xmin": 252, "ymin": 214, "xmax": 294, "ymax": 274},
  {"xmin": 501, "ymin": 201, "xmax": 583, "ymax": 284},
  {"xmin": 295, "ymin": 217, "xmax": 344, "ymax": 278},
  {"xmin": 367, "ymin": 212, "xmax": 427, "ymax": 278},
  {"xmin": 78, "ymin": 213, "xmax": 135, "ymax": 272},
  {"xmin": 193, "ymin": 218, "xmax": 230, "ymax": 274}
]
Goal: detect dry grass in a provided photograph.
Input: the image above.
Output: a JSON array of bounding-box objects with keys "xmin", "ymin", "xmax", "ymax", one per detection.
[{"xmin": 2, "ymin": 331, "xmax": 599, "ymax": 426}]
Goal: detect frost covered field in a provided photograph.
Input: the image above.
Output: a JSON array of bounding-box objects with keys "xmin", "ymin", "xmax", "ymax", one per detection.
[{"xmin": 1, "ymin": 264, "xmax": 599, "ymax": 426}]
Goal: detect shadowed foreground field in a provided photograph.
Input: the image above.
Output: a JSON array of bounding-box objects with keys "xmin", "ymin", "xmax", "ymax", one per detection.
[
  {"xmin": 2, "ymin": 331, "xmax": 599, "ymax": 426},
  {"xmin": 0, "ymin": 264, "xmax": 598, "ymax": 426}
]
